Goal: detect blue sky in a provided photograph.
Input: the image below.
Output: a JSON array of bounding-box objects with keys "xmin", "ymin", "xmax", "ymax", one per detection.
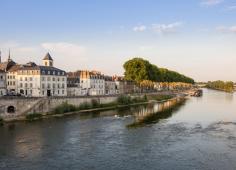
[{"xmin": 0, "ymin": 0, "xmax": 236, "ymax": 81}]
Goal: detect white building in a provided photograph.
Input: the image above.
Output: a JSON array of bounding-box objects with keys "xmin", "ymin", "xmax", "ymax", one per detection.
[
  {"xmin": 0, "ymin": 52, "xmax": 67, "ymax": 97},
  {"xmin": 67, "ymin": 71, "xmax": 82, "ymax": 96},
  {"xmin": 16, "ymin": 53, "xmax": 67, "ymax": 97},
  {"xmin": 0, "ymin": 70, "xmax": 7, "ymax": 96},
  {"xmin": 80, "ymin": 70, "xmax": 105, "ymax": 96},
  {"xmin": 104, "ymin": 76, "xmax": 116, "ymax": 95}
]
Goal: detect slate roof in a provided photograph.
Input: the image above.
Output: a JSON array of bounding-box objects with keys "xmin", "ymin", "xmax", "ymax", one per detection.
[
  {"xmin": 17, "ymin": 65, "xmax": 66, "ymax": 76},
  {"xmin": 43, "ymin": 52, "xmax": 53, "ymax": 61}
]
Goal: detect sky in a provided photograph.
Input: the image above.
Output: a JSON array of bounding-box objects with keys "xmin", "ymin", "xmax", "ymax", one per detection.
[{"xmin": 0, "ymin": 0, "xmax": 236, "ymax": 82}]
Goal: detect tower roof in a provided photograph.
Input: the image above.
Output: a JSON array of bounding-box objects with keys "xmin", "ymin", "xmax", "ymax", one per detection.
[{"xmin": 43, "ymin": 52, "xmax": 53, "ymax": 61}]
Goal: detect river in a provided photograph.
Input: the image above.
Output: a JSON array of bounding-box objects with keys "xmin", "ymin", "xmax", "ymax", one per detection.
[{"xmin": 1, "ymin": 89, "xmax": 236, "ymax": 170}]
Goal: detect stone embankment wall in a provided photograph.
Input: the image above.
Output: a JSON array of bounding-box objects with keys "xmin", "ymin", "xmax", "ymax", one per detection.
[{"xmin": 0, "ymin": 95, "xmax": 127, "ymax": 120}]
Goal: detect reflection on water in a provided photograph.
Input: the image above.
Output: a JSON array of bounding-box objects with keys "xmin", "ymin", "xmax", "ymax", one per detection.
[
  {"xmin": 128, "ymin": 98, "xmax": 186, "ymax": 128},
  {"xmin": 1, "ymin": 89, "xmax": 236, "ymax": 170}
]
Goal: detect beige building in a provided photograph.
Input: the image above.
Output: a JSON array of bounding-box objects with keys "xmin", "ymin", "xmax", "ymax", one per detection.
[
  {"xmin": 16, "ymin": 53, "xmax": 67, "ymax": 97},
  {"xmin": 80, "ymin": 70, "xmax": 105, "ymax": 96},
  {"xmin": 104, "ymin": 76, "xmax": 116, "ymax": 95},
  {"xmin": 0, "ymin": 52, "xmax": 67, "ymax": 97},
  {"xmin": 0, "ymin": 70, "xmax": 7, "ymax": 96}
]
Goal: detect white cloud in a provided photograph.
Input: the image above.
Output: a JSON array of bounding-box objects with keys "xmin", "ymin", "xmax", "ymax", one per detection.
[
  {"xmin": 133, "ymin": 25, "xmax": 147, "ymax": 32},
  {"xmin": 225, "ymin": 5, "xmax": 236, "ymax": 11},
  {"xmin": 133, "ymin": 22, "xmax": 182, "ymax": 34},
  {"xmin": 201, "ymin": 0, "xmax": 224, "ymax": 6},
  {"xmin": 151, "ymin": 22, "xmax": 182, "ymax": 34},
  {"xmin": 216, "ymin": 25, "xmax": 236, "ymax": 33}
]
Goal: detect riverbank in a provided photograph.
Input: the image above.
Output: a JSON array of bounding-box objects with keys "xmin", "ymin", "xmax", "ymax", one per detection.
[
  {"xmin": 206, "ymin": 87, "xmax": 234, "ymax": 93},
  {"xmin": 0, "ymin": 89, "xmax": 199, "ymax": 123},
  {"xmin": 1, "ymin": 94, "xmax": 180, "ymax": 123}
]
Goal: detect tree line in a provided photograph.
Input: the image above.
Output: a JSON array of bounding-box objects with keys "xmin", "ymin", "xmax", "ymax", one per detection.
[
  {"xmin": 206, "ymin": 80, "xmax": 234, "ymax": 93},
  {"xmin": 123, "ymin": 58, "xmax": 194, "ymax": 84}
]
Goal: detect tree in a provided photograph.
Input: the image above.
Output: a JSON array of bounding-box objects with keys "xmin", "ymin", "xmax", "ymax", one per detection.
[{"xmin": 123, "ymin": 57, "xmax": 194, "ymax": 84}]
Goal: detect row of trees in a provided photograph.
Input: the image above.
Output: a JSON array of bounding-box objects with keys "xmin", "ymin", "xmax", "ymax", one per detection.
[
  {"xmin": 206, "ymin": 81, "xmax": 234, "ymax": 93},
  {"xmin": 123, "ymin": 58, "xmax": 194, "ymax": 84}
]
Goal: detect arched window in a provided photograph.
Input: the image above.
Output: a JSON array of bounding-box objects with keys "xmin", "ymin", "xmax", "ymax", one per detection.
[{"xmin": 7, "ymin": 106, "xmax": 15, "ymax": 114}]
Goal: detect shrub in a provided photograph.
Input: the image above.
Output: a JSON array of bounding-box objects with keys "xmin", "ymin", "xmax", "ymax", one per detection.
[
  {"xmin": 0, "ymin": 117, "xmax": 3, "ymax": 126},
  {"xmin": 52, "ymin": 102, "xmax": 78, "ymax": 114},
  {"xmin": 91, "ymin": 99, "xmax": 100, "ymax": 108},
  {"xmin": 26, "ymin": 113, "xmax": 42, "ymax": 121},
  {"xmin": 78, "ymin": 102, "xmax": 92, "ymax": 110},
  {"xmin": 117, "ymin": 95, "xmax": 132, "ymax": 105}
]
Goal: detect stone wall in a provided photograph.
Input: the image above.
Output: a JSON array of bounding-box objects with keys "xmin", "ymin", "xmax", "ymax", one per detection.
[{"xmin": 0, "ymin": 95, "xmax": 120, "ymax": 120}]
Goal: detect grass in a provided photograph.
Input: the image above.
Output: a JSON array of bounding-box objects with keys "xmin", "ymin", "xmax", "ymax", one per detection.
[{"xmin": 26, "ymin": 113, "xmax": 43, "ymax": 121}]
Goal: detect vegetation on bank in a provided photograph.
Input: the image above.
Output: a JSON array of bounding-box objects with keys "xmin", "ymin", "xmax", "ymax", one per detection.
[
  {"xmin": 147, "ymin": 95, "xmax": 173, "ymax": 101},
  {"xmin": 26, "ymin": 113, "xmax": 43, "ymax": 121},
  {"xmin": 123, "ymin": 58, "xmax": 194, "ymax": 84},
  {"xmin": 0, "ymin": 117, "xmax": 3, "ymax": 125},
  {"xmin": 206, "ymin": 81, "xmax": 234, "ymax": 93},
  {"xmin": 49, "ymin": 95, "xmax": 169, "ymax": 115}
]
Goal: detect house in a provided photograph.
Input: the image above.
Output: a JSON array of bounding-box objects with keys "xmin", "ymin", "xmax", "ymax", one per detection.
[
  {"xmin": 0, "ymin": 52, "xmax": 67, "ymax": 97},
  {"xmin": 104, "ymin": 76, "xmax": 116, "ymax": 95},
  {"xmin": 113, "ymin": 76, "xmax": 137, "ymax": 94},
  {"xmin": 0, "ymin": 70, "xmax": 6, "ymax": 96},
  {"xmin": 67, "ymin": 71, "xmax": 82, "ymax": 96},
  {"xmin": 80, "ymin": 70, "xmax": 105, "ymax": 96}
]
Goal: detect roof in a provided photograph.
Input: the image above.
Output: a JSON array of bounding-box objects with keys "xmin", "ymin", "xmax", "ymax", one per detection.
[
  {"xmin": 17, "ymin": 65, "xmax": 66, "ymax": 75},
  {"xmin": 8, "ymin": 64, "xmax": 21, "ymax": 72},
  {"xmin": 0, "ymin": 69, "xmax": 6, "ymax": 73},
  {"xmin": 43, "ymin": 52, "xmax": 53, "ymax": 61},
  {"xmin": 0, "ymin": 60, "xmax": 16, "ymax": 71}
]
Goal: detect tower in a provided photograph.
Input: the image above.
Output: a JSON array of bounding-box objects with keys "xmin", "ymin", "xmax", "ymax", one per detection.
[
  {"xmin": 0, "ymin": 50, "xmax": 1, "ymax": 63},
  {"xmin": 43, "ymin": 52, "xmax": 53, "ymax": 67},
  {"xmin": 8, "ymin": 49, "xmax": 11, "ymax": 61}
]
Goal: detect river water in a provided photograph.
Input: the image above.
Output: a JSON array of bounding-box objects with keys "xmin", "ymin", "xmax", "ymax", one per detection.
[{"xmin": 1, "ymin": 89, "xmax": 236, "ymax": 170}]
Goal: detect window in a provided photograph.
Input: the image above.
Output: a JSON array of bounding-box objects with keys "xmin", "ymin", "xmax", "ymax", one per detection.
[
  {"xmin": 25, "ymin": 77, "xmax": 27, "ymax": 81},
  {"xmin": 30, "ymin": 77, "xmax": 33, "ymax": 81},
  {"xmin": 47, "ymin": 84, "xmax": 51, "ymax": 88},
  {"xmin": 25, "ymin": 83, "xmax": 27, "ymax": 88},
  {"xmin": 20, "ymin": 83, "xmax": 23, "ymax": 88},
  {"xmin": 20, "ymin": 77, "xmax": 23, "ymax": 81},
  {"xmin": 30, "ymin": 83, "xmax": 33, "ymax": 88},
  {"xmin": 47, "ymin": 77, "xmax": 51, "ymax": 81},
  {"xmin": 42, "ymin": 83, "xmax": 45, "ymax": 89},
  {"xmin": 62, "ymin": 90, "xmax": 64, "ymax": 94},
  {"xmin": 42, "ymin": 77, "xmax": 45, "ymax": 81}
]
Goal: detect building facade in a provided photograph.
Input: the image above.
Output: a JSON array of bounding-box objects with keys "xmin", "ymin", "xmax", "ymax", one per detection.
[
  {"xmin": 0, "ymin": 70, "xmax": 7, "ymax": 96},
  {"xmin": 80, "ymin": 70, "xmax": 105, "ymax": 96},
  {"xmin": 0, "ymin": 52, "xmax": 67, "ymax": 97},
  {"xmin": 104, "ymin": 76, "xmax": 116, "ymax": 95}
]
